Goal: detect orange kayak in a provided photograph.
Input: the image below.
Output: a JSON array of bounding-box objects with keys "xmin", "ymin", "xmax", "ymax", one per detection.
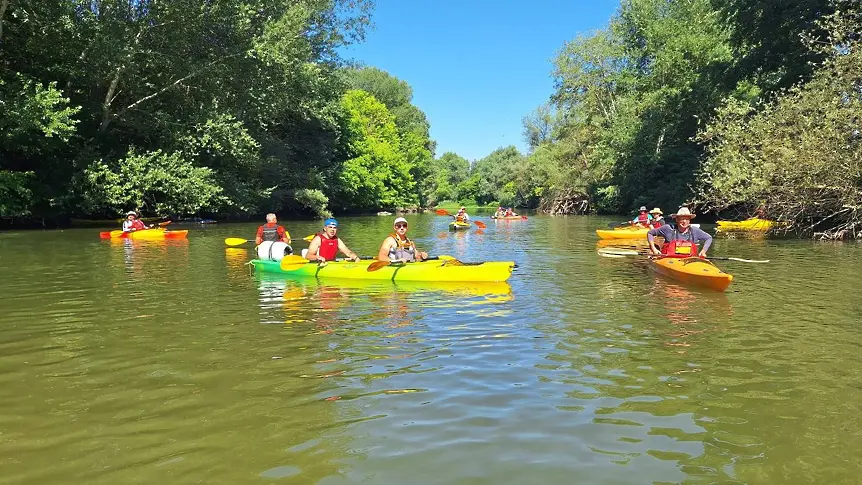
[
  {"xmin": 99, "ymin": 229, "xmax": 188, "ymax": 240},
  {"xmin": 648, "ymin": 257, "xmax": 733, "ymax": 292}
]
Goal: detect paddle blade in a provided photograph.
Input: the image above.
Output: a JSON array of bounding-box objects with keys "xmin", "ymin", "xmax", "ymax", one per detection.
[
  {"xmin": 224, "ymin": 237, "xmax": 249, "ymax": 246},
  {"xmin": 279, "ymin": 255, "xmax": 311, "ymax": 271},
  {"xmin": 158, "ymin": 221, "xmax": 172, "ymax": 227},
  {"xmin": 435, "ymin": 209, "xmax": 452, "ymax": 216},
  {"xmin": 473, "ymin": 220, "xmax": 487, "ymax": 229},
  {"xmin": 367, "ymin": 260, "xmax": 390, "ymax": 272},
  {"xmin": 303, "ymin": 234, "xmax": 315, "ymax": 242}
]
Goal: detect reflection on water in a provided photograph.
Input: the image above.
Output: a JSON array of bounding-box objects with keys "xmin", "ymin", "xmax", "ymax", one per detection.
[{"xmin": 0, "ymin": 217, "xmax": 861, "ymax": 484}]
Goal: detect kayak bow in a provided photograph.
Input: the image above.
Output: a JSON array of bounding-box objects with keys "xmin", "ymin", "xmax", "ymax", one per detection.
[{"xmin": 648, "ymin": 257, "xmax": 733, "ymax": 292}]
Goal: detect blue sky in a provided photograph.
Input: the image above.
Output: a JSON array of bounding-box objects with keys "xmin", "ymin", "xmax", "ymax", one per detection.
[{"xmin": 341, "ymin": 0, "xmax": 621, "ymax": 161}]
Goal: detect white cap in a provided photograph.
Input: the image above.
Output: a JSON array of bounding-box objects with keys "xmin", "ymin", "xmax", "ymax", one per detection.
[
  {"xmin": 393, "ymin": 217, "xmax": 407, "ymax": 225},
  {"xmin": 126, "ymin": 211, "xmax": 137, "ymax": 216}
]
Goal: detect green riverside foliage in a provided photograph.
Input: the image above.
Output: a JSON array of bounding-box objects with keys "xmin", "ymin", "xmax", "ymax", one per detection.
[
  {"xmin": 2, "ymin": 0, "xmax": 424, "ymax": 220},
  {"xmin": 695, "ymin": 3, "xmax": 862, "ymax": 238}
]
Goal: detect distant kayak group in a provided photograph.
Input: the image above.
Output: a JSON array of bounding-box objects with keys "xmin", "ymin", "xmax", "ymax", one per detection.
[{"xmin": 597, "ymin": 206, "xmax": 771, "ymax": 291}]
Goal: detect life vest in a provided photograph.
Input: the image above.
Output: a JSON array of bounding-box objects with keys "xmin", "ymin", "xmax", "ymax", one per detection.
[
  {"xmin": 131, "ymin": 219, "xmax": 147, "ymax": 230},
  {"xmin": 317, "ymin": 233, "xmax": 339, "ymax": 261},
  {"xmin": 387, "ymin": 233, "xmax": 416, "ymax": 262},
  {"xmin": 660, "ymin": 229, "xmax": 699, "ymax": 257},
  {"xmin": 456, "ymin": 215, "xmax": 466, "ymax": 222},
  {"xmin": 636, "ymin": 213, "xmax": 650, "ymax": 223},
  {"xmin": 651, "ymin": 218, "xmax": 664, "ymax": 229},
  {"xmin": 259, "ymin": 223, "xmax": 282, "ymax": 242}
]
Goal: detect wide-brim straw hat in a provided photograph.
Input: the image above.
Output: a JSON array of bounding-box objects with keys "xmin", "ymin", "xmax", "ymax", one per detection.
[
  {"xmin": 672, "ymin": 207, "xmax": 696, "ymax": 219},
  {"xmin": 649, "ymin": 208, "xmax": 663, "ymax": 215}
]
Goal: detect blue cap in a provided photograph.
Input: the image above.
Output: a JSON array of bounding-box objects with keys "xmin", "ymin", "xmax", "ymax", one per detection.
[{"xmin": 323, "ymin": 218, "xmax": 338, "ymax": 227}]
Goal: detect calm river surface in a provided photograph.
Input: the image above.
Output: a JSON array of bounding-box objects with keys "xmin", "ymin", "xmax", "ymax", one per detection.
[{"xmin": 1, "ymin": 214, "xmax": 860, "ymax": 484}]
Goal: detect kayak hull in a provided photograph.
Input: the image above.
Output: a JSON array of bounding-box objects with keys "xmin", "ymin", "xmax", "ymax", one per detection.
[
  {"xmin": 250, "ymin": 258, "xmax": 515, "ymax": 282},
  {"xmin": 596, "ymin": 227, "xmax": 650, "ymax": 240},
  {"xmin": 716, "ymin": 218, "xmax": 775, "ymax": 232},
  {"xmin": 648, "ymin": 257, "xmax": 733, "ymax": 292},
  {"xmin": 449, "ymin": 221, "xmax": 471, "ymax": 231},
  {"xmin": 491, "ymin": 216, "xmax": 527, "ymax": 220},
  {"xmin": 99, "ymin": 229, "xmax": 189, "ymax": 240}
]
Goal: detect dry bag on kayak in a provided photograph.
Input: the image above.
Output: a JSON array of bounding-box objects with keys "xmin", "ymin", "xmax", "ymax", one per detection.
[{"xmin": 257, "ymin": 241, "xmax": 293, "ymax": 261}]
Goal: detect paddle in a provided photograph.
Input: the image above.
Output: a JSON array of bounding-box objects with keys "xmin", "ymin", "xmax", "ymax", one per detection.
[
  {"xmin": 224, "ymin": 234, "xmax": 315, "ymax": 247},
  {"xmin": 279, "ymin": 255, "xmax": 318, "ymax": 271},
  {"xmin": 434, "ymin": 209, "xmax": 487, "ymax": 229},
  {"xmin": 597, "ymin": 247, "xmax": 769, "ymax": 263}
]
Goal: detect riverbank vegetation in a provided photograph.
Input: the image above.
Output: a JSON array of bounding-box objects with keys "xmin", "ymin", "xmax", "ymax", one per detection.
[
  {"xmin": 0, "ymin": 0, "xmax": 435, "ymax": 223},
  {"xmin": 3, "ymin": 0, "xmax": 860, "ymax": 238},
  {"xmin": 513, "ymin": 0, "xmax": 861, "ymax": 237}
]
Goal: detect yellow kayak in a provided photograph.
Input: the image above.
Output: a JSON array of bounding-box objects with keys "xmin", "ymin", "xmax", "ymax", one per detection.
[
  {"xmin": 595, "ymin": 226, "xmax": 650, "ymax": 240},
  {"xmin": 648, "ymin": 257, "xmax": 733, "ymax": 292},
  {"xmin": 99, "ymin": 228, "xmax": 188, "ymax": 240},
  {"xmin": 449, "ymin": 221, "xmax": 471, "ymax": 231},
  {"xmin": 251, "ymin": 257, "xmax": 514, "ymax": 282},
  {"xmin": 716, "ymin": 218, "xmax": 775, "ymax": 232}
]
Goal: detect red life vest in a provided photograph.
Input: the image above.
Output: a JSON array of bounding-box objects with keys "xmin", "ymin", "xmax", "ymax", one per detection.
[
  {"xmin": 131, "ymin": 219, "xmax": 147, "ymax": 230},
  {"xmin": 650, "ymin": 219, "xmax": 663, "ymax": 229},
  {"xmin": 317, "ymin": 233, "xmax": 338, "ymax": 261},
  {"xmin": 636, "ymin": 213, "xmax": 650, "ymax": 223}
]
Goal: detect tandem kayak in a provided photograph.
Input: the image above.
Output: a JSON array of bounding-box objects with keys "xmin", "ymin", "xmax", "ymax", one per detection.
[
  {"xmin": 491, "ymin": 215, "xmax": 527, "ymax": 220},
  {"xmin": 449, "ymin": 221, "xmax": 471, "ymax": 231},
  {"xmin": 250, "ymin": 257, "xmax": 515, "ymax": 282},
  {"xmin": 595, "ymin": 226, "xmax": 650, "ymax": 240},
  {"xmin": 99, "ymin": 229, "xmax": 189, "ymax": 239},
  {"xmin": 648, "ymin": 257, "xmax": 733, "ymax": 292},
  {"xmin": 716, "ymin": 218, "xmax": 775, "ymax": 232}
]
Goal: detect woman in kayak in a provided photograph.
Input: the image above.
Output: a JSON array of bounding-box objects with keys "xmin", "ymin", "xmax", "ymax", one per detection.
[
  {"xmin": 305, "ymin": 218, "xmax": 361, "ymax": 263},
  {"xmin": 648, "ymin": 208, "xmax": 665, "ymax": 228},
  {"xmin": 122, "ymin": 211, "xmax": 151, "ymax": 232},
  {"xmin": 647, "ymin": 207, "xmax": 712, "ymax": 258},
  {"xmin": 455, "ymin": 207, "xmax": 470, "ymax": 223},
  {"xmin": 377, "ymin": 217, "xmax": 429, "ymax": 263},
  {"xmin": 632, "ymin": 206, "xmax": 652, "ymax": 227}
]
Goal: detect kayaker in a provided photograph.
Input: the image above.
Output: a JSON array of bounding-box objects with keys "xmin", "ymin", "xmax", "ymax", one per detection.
[
  {"xmin": 305, "ymin": 218, "xmax": 361, "ymax": 263},
  {"xmin": 255, "ymin": 213, "xmax": 292, "ymax": 249},
  {"xmin": 632, "ymin": 206, "xmax": 652, "ymax": 227},
  {"xmin": 494, "ymin": 206, "xmax": 504, "ymax": 218},
  {"xmin": 377, "ymin": 217, "xmax": 429, "ymax": 263},
  {"xmin": 649, "ymin": 208, "xmax": 665, "ymax": 228},
  {"xmin": 647, "ymin": 207, "xmax": 712, "ymax": 258},
  {"xmin": 456, "ymin": 207, "xmax": 470, "ymax": 223},
  {"xmin": 122, "ymin": 211, "xmax": 151, "ymax": 232}
]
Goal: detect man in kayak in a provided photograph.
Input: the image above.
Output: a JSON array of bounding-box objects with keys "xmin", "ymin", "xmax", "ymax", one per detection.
[
  {"xmin": 455, "ymin": 207, "xmax": 470, "ymax": 223},
  {"xmin": 255, "ymin": 213, "xmax": 292, "ymax": 249},
  {"xmin": 122, "ymin": 211, "xmax": 151, "ymax": 232},
  {"xmin": 649, "ymin": 208, "xmax": 665, "ymax": 228},
  {"xmin": 632, "ymin": 206, "xmax": 652, "ymax": 227},
  {"xmin": 377, "ymin": 217, "xmax": 429, "ymax": 263},
  {"xmin": 647, "ymin": 207, "xmax": 712, "ymax": 258},
  {"xmin": 305, "ymin": 218, "xmax": 361, "ymax": 263}
]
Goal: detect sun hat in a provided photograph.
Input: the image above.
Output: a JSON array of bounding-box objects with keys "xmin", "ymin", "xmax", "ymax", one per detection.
[
  {"xmin": 126, "ymin": 211, "xmax": 137, "ymax": 217},
  {"xmin": 393, "ymin": 217, "xmax": 407, "ymax": 225},
  {"xmin": 638, "ymin": 206, "xmax": 647, "ymax": 212},
  {"xmin": 672, "ymin": 207, "xmax": 696, "ymax": 219},
  {"xmin": 323, "ymin": 218, "xmax": 339, "ymax": 227},
  {"xmin": 649, "ymin": 208, "xmax": 663, "ymax": 215}
]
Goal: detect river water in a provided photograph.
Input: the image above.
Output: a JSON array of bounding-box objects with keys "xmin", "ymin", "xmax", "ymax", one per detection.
[{"xmin": 1, "ymin": 214, "xmax": 860, "ymax": 484}]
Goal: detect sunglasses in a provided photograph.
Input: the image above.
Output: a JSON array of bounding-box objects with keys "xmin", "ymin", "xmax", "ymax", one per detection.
[{"xmin": 395, "ymin": 223, "xmax": 408, "ymax": 228}]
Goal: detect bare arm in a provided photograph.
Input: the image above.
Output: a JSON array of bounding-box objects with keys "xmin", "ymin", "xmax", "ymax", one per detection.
[
  {"xmin": 377, "ymin": 237, "xmax": 395, "ymax": 262},
  {"xmin": 305, "ymin": 237, "xmax": 322, "ymax": 261}
]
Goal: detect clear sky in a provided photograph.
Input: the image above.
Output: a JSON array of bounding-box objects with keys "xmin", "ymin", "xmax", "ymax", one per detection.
[{"xmin": 341, "ymin": 0, "xmax": 621, "ymax": 161}]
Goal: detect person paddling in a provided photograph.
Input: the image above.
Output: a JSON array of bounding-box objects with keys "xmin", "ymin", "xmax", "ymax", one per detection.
[
  {"xmin": 305, "ymin": 218, "xmax": 361, "ymax": 262},
  {"xmin": 455, "ymin": 207, "xmax": 470, "ymax": 223},
  {"xmin": 647, "ymin": 207, "xmax": 712, "ymax": 258},
  {"xmin": 255, "ymin": 213, "xmax": 292, "ymax": 247},
  {"xmin": 632, "ymin": 206, "xmax": 652, "ymax": 227},
  {"xmin": 377, "ymin": 217, "xmax": 429, "ymax": 263},
  {"xmin": 122, "ymin": 211, "xmax": 151, "ymax": 232},
  {"xmin": 649, "ymin": 208, "xmax": 665, "ymax": 229}
]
